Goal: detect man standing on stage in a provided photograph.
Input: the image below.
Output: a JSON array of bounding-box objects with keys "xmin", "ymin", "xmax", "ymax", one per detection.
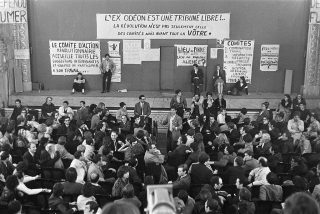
[
  {"xmin": 100, "ymin": 54, "xmax": 116, "ymax": 93},
  {"xmin": 191, "ymin": 64, "xmax": 203, "ymax": 94}
]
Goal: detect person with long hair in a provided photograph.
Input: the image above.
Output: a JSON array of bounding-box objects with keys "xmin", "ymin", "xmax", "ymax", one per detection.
[{"xmin": 277, "ymin": 94, "xmax": 292, "ymax": 122}]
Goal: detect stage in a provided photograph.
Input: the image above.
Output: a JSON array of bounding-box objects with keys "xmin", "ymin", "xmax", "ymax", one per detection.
[{"xmin": 9, "ymin": 90, "xmax": 320, "ymax": 110}]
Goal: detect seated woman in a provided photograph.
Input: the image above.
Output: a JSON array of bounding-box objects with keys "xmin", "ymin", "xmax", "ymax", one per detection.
[
  {"xmin": 231, "ymin": 76, "xmax": 248, "ymax": 95},
  {"xmin": 72, "ymin": 72, "xmax": 86, "ymax": 94}
]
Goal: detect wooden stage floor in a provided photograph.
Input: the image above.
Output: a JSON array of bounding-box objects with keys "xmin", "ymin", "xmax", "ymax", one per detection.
[{"xmin": 9, "ymin": 90, "xmax": 320, "ymax": 110}]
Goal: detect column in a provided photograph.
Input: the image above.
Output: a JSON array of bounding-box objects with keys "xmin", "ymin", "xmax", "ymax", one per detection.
[{"xmin": 304, "ymin": 1, "xmax": 320, "ymax": 97}]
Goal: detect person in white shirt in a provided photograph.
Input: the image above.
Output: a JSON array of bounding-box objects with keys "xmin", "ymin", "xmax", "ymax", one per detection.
[
  {"xmin": 287, "ymin": 111, "xmax": 304, "ymax": 145},
  {"xmin": 58, "ymin": 101, "xmax": 74, "ymax": 120},
  {"xmin": 248, "ymin": 157, "xmax": 271, "ymax": 187},
  {"xmin": 217, "ymin": 108, "xmax": 226, "ymax": 125},
  {"xmin": 77, "ymin": 183, "xmax": 97, "ymax": 211},
  {"xmin": 70, "ymin": 151, "xmax": 87, "ymax": 184}
]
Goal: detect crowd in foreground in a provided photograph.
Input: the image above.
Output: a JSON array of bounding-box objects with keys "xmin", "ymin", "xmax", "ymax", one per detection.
[{"xmin": 0, "ymin": 92, "xmax": 319, "ymax": 214}]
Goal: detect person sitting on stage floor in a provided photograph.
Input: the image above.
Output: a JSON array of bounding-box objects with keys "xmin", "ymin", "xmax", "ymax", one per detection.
[
  {"xmin": 230, "ymin": 76, "xmax": 248, "ymax": 96},
  {"xmin": 72, "ymin": 72, "xmax": 86, "ymax": 94}
]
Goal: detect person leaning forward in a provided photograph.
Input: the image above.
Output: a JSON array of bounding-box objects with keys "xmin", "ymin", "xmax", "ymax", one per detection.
[{"xmin": 100, "ymin": 53, "xmax": 116, "ymax": 93}]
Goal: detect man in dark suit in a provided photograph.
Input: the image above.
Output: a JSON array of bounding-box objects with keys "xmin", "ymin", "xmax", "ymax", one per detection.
[
  {"xmin": 191, "ymin": 64, "xmax": 204, "ymax": 94},
  {"xmin": 134, "ymin": 95, "xmax": 151, "ymax": 127},
  {"xmin": 106, "ymin": 130, "xmax": 123, "ymax": 152},
  {"xmin": 23, "ymin": 142, "xmax": 40, "ymax": 176},
  {"xmin": 62, "ymin": 167, "xmax": 83, "ymax": 195},
  {"xmin": 189, "ymin": 152, "xmax": 214, "ymax": 185},
  {"xmin": 0, "ymin": 151, "xmax": 15, "ymax": 180},
  {"xmin": 89, "ymin": 173, "xmax": 106, "ymax": 195},
  {"xmin": 167, "ymin": 135, "xmax": 189, "ymax": 168},
  {"xmin": 170, "ymin": 164, "xmax": 191, "ymax": 194},
  {"xmin": 56, "ymin": 116, "xmax": 75, "ymax": 142},
  {"xmin": 223, "ymin": 156, "xmax": 246, "ymax": 185}
]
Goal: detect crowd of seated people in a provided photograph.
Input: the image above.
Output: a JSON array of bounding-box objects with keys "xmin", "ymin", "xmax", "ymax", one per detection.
[{"xmin": 0, "ymin": 92, "xmax": 319, "ymax": 214}]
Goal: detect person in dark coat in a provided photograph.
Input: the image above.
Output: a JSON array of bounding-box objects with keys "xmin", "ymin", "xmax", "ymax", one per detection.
[
  {"xmin": 189, "ymin": 152, "xmax": 213, "ymax": 185},
  {"xmin": 10, "ymin": 99, "xmax": 23, "ymax": 122},
  {"xmin": 41, "ymin": 97, "xmax": 55, "ymax": 120},
  {"xmin": 23, "ymin": 142, "xmax": 40, "ymax": 176},
  {"xmin": 231, "ymin": 76, "xmax": 248, "ymax": 96},
  {"xmin": 223, "ymin": 156, "xmax": 246, "ymax": 185},
  {"xmin": 62, "ymin": 167, "xmax": 83, "ymax": 195},
  {"xmin": 49, "ymin": 183, "xmax": 77, "ymax": 214},
  {"xmin": 191, "ymin": 64, "xmax": 204, "ymax": 94}
]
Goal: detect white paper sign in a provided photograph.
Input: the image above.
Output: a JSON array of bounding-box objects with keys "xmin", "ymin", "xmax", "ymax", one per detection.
[
  {"xmin": 123, "ymin": 40, "xmax": 141, "ymax": 64},
  {"xmin": 49, "ymin": 40, "xmax": 101, "ymax": 75},
  {"xmin": 0, "ymin": 0, "xmax": 27, "ymax": 24},
  {"xmin": 97, "ymin": 13, "xmax": 230, "ymax": 40},
  {"xmin": 260, "ymin": 44, "xmax": 279, "ymax": 71},
  {"xmin": 111, "ymin": 58, "xmax": 121, "ymax": 82},
  {"xmin": 14, "ymin": 49, "xmax": 30, "ymax": 59},
  {"xmin": 224, "ymin": 40, "xmax": 254, "ymax": 83},
  {"xmin": 141, "ymin": 48, "xmax": 160, "ymax": 61},
  {"xmin": 210, "ymin": 48, "xmax": 218, "ymax": 59},
  {"xmin": 144, "ymin": 39, "xmax": 151, "ymax": 49},
  {"xmin": 107, "ymin": 41, "xmax": 120, "ymax": 57},
  {"xmin": 176, "ymin": 45, "xmax": 207, "ymax": 66}
]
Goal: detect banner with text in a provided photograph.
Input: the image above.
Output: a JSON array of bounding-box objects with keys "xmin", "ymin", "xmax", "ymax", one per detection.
[
  {"xmin": 260, "ymin": 44, "xmax": 279, "ymax": 71},
  {"xmin": 0, "ymin": 0, "xmax": 27, "ymax": 24},
  {"xmin": 111, "ymin": 58, "xmax": 121, "ymax": 82},
  {"xmin": 224, "ymin": 40, "xmax": 254, "ymax": 83},
  {"xmin": 49, "ymin": 41, "xmax": 101, "ymax": 75},
  {"xmin": 176, "ymin": 45, "xmax": 207, "ymax": 66},
  {"xmin": 97, "ymin": 13, "xmax": 230, "ymax": 40}
]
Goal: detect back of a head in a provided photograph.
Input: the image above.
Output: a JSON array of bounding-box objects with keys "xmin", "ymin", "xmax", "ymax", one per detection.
[
  {"xmin": 102, "ymin": 202, "xmax": 140, "ymax": 214},
  {"xmin": 239, "ymin": 187, "xmax": 251, "ymax": 201},
  {"xmin": 8, "ymin": 200, "xmax": 22, "ymax": 214},
  {"xmin": 198, "ymin": 152, "xmax": 209, "ymax": 164},
  {"xmin": 284, "ymin": 192, "xmax": 320, "ymax": 214},
  {"xmin": 122, "ymin": 183, "xmax": 135, "ymax": 198}
]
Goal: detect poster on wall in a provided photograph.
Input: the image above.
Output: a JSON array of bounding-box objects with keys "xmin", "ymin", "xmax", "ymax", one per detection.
[
  {"xmin": 97, "ymin": 13, "xmax": 230, "ymax": 40},
  {"xmin": 111, "ymin": 58, "xmax": 121, "ymax": 82},
  {"xmin": 141, "ymin": 48, "xmax": 160, "ymax": 61},
  {"xmin": 176, "ymin": 45, "xmax": 207, "ymax": 66},
  {"xmin": 260, "ymin": 44, "xmax": 279, "ymax": 71},
  {"xmin": 107, "ymin": 41, "xmax": 120, "ymax": 57},
  {"xmin": 49, "ymin": 40, "xmax": 101, "ymax": 75},
  {"xmin": 224, "ymin": 40, "xmax": 254, "ymax": 83},
  {"xmin": 0, "ymin": 0, "xmax": 27, "ymax": 24},
  {"xmin": 210, "ymin": 48, "xmax": 222, "ymax": 59},
  {"xmin": 123, "ymin": 40, "xmax": 141, "ymax": 64}
]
